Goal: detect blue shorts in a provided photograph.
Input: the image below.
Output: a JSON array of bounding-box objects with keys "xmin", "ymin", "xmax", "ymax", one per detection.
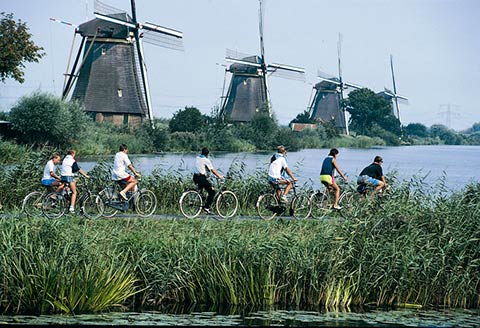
[
  {"xmin": 61, "ymin": 176, "xmax": 74, "ymax": 183},
  {"xmin": 41, "ymin": 178, "xmax": 56, "ymax": 186},
  {"xmin": 268, "ymin": 176, "xmax": 283, "ymax": 184},
  {"xmin": 357, "ymin": 175, "xmax": 381, "ymax": 186}
]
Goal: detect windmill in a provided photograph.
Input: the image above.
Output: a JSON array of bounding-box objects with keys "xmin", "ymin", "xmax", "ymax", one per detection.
[
  {"xmin": 61, "ymin": 0, "xmax": 183, "ymax": 128},
  {"xmin": 307, "ymin": 33, "xmax": 362, "ymax": 135},
  {"xmin": 377, "ymin": 54, "xmax": 408, "ymax": 123},
  {"xmin": 219, "ymin": 0, "xmax": 305, "ymax": 122}
]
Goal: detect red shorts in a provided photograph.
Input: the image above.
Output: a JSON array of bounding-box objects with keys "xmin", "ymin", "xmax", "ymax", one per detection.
[{"xmin": 122, "ymin": 176, "xmax": 132, "ymax": 182}]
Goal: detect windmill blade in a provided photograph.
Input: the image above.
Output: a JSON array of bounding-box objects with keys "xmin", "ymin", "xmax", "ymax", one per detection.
[
  {"xmin": 49, "ymin": 17, "xmax": 78, "ymax": 29},
  {"xmin": 94, "ymin": 0, "xmax": 126, "ymax": 16},
  {"xmin": 317, "ymin": 75, "xmax": 341, "ymax": 86},
  {"xmin": 268, "ymin": 63, "xmax": 304, "ymax": 74},
  {"xmin": 141, "ymin": 22, "xmax": 183, "ymax": 39},
  {"xmin": 226, "ymin": 49, "xmax": 256, "ymax": 62},
  {"xmin": 344, "ymin": 81, "xmax": 363, "ymax": 89},
  {"xmin": 225, "ymin": 57, "xmax": 262, "ymax": 68},
  {"xmin": 395, "ymin": 94, "xmax": 408, "ymax": 101},
  {"xmin": 142, "ymin": 30, "xmax": 184, "ymax": 51},
  {"xmin": 267, "ymin": 63, "xmax": 305, "ymax": 81},
  {"xmin": 94, "ymin": 12, "xmax": 136, "ymax": 29}
]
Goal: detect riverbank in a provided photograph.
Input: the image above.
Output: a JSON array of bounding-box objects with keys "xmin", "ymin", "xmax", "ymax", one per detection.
[{"xmin": 1, "ymin": 181, "xmax": 478, "ymax": 315}]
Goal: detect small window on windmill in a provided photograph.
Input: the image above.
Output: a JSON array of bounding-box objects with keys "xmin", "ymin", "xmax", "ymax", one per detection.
[
  {"xmin": 102, "ymin": 47, "xmax": 106, "ymax": 56},
  {"xmin": 117, "ymin": 89, "xmax": 123, "ymax": 97}
]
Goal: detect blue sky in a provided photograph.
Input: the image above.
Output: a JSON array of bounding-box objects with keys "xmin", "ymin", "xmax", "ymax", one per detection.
[{"xmin": 1, "ymin": 0, "xmax": 479, "ymax": 131}]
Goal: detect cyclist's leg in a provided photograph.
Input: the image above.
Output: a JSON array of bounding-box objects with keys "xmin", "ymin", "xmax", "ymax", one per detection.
[{"xmin": 196, "ymin": 175, "xmax": 214, "ymax": 209}]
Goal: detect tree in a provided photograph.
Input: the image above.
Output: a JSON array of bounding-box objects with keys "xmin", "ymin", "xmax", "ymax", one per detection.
[
  {"xmin": 345, "ymin": 88, "xmax": 401, "ymax": 137},
  {"xmin": 405, "ymin": 123, "xmax": 428, "ymax": 137},
  {"xmin": 290, "ymin": 110, "xmax": 314, "ymax": 124},
  {"xmin": 0, "ymin": 12, "xmax": 45, "ymax": 83},
  {"xmin": 169, "ymin": 107, "xmax": 207, "ymax": 133},
  {"xmin": 9, "ymin": 92, "xmax": 89, "ymax": 146}
]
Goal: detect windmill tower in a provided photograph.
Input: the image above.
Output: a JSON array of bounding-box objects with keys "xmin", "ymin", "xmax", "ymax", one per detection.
[
  {"xmin": 62, "ymin": 0, "xmax": 183, "ymax": 128},
  {"xmin": 307, "ymin": 33, "xmax": 361, "ymax": 135},
  {"xmin": 219, "ymin": 0, "xmax": 305, "ymax": 122},
  {"xmin": 377, "ymin": 54, "xmax": 408, "ymax": 123}
]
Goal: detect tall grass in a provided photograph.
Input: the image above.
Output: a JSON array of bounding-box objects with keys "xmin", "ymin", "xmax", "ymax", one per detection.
[{"xmin": 0, "ymin": 179, "xmax": 478, "ymax": 314}]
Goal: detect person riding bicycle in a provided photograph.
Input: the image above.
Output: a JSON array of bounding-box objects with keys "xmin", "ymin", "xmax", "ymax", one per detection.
[
  {"xmin": 357, "ymin": 155, "xmax": 387, "ymax": 194},
  {"xmin": 268, "ymin": 145, "xmax": 298, "ymax": 203},
  {"xmin": 41, "ymin": 153, "xmax": 64, "ymax": 192},
  {"xmin": 112, "ymin": 144, "xmax": 141, "ymax": 201},
  {"xmin": 319, "ymin": 148, "xmax": 348, "ymax": 210},
  {"xmin": 60, "ymin": 149, "xmax": 90, "ymax": 213},
  {"xmin": 193, "ymin": 147, "xmax": 224, "ymax": 214}
]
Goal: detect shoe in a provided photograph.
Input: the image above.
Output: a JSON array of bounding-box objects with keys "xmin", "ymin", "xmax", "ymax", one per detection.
[
  {"xmin": 119, "ymin": 191, "xmax": 128, "ymax": 200},
  {"xmin": 333, "ymin": 205, "xmax": 342, "ymax": 210},
  {"xmin": 203, "ymin": 207, "xmax": 211, "ymax": 214},
  {"xmin": 280, "ymin": 195, "xmax": 288, "ymax": 203},
  {"xmin": 69, "ymin": 207, "xmax": 75, "ymax": 213}
]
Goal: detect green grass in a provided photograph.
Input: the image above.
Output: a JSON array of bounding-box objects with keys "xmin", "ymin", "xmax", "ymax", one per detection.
[{"xmin": 0, "ymin": 179, "xmax": 478, "ymax": 314}]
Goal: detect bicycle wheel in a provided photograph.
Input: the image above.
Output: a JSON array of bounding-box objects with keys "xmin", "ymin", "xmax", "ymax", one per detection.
[
  {"xmin": 179, "ymin": 190, "xmax": 203, "ymax": 218},
  {"xmin": 42, "ymin": 192, "xmax": 67, "ymax": 219},
  {"xmin": 291, "ymin": 194, "xmax": 312, "ymax": 219},
  {"xmin": 256, "ymin": 193, "xmax": 279, "ymax": 220},
  {"xmin": 216, "ymin": 190, "xmax": 239, "ymax": 219},
  {"xmin": 309, "ymin": 190, "xmax": 331, "ymax": 219},
  {"xmin": 98, "ymin": 188, "xmax": 118, "ymax": 218},
  {"xmin": 81, "ymin": 193, "xmax": 104, "ymax": 219},
  {"xmin": 338, "ymin": 191, "xmax": 355, "ymax": 218},
  {"xmin": 22, "ymin": 191, "xmax": 44, "ymax": 217},
  {"xmin": 135, "ymin": 189, "xmax": 157, "ymax": 217}
]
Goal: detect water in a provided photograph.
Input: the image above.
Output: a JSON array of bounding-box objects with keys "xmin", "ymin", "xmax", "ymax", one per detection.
[
  {"xmin": 1, "ymin": 307, "xmax": 478, "ymax": 327},
  {"xmin": 80, "ymin": 145, "xmax": 480, "ymax": 192}
]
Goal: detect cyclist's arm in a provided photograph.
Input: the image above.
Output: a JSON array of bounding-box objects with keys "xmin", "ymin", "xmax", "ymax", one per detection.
[
  {"xmin": 210, "ymin": 168, "xmax": 224, "ymax": 180},
  {"xmin": 332, "ymin": 159, "xmax": 347, "ymax": 181},
  {"xmin": 285, "ymin": 166, "xmax": 298, "ymax": 182},
  {"xmin": 128, "ymin": 163, "xmax": 141, "ymax": 178}
]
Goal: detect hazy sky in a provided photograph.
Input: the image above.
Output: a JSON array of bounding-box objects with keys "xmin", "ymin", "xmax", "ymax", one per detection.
[{"xmin": 2, "ymin": 0, "xmax": 479, "ymax": 131}]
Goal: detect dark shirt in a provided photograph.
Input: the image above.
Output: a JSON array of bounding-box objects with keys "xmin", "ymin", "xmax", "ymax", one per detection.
[
  {"xmin": 320, "ymin": 156, "xmax": 334, "ymax": 176},
  {"xmin": 359, "ymin": 163, "xmax": 383, "ymax": 180}
]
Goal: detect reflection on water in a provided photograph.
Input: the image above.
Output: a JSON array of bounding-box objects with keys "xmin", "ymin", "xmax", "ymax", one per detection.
[{"xmin": 1, "ymin": 306, "xmax": 479, "ymax": 327}]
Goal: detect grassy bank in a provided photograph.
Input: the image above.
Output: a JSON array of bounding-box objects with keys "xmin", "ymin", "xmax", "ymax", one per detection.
[{"xmin": 0, "ymin": 181, "xmax": 478, "ymax": 314}]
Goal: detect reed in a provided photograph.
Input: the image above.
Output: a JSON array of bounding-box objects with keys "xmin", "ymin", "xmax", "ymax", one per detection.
[{"xmin": 0, "ymin": 180, "xmax": 478, "ymax": 314}]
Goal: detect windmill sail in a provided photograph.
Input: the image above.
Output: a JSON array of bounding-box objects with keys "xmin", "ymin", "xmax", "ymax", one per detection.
[
  {"xmin": 308, "ymin": 34, "xmax": 361, "ymax": 134},
  {"xmin": 71, "ymin": 13, "xmax": 148, "ymax": 126},
  {"xmin": 220, "ymin": 0, "xmax": 304, "ymax": 122},
  {"xmin": 377, "ymin": 55, "xmax": 408, "ymax": 122},
  {"xmin": 63, "ymin": 0, "xmax": 183, "ymax": 127}
]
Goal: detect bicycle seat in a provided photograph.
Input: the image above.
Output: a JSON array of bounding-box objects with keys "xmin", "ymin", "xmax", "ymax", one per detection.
[{"xmin": 115, "ymin": 179, "xmax": 128, "ymax": 187}]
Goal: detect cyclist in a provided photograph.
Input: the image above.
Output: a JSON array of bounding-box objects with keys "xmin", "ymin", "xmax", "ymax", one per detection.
[
  {"xmin": 60, "ymin": 149, "xmax": 90, "ymax": 213},
  {"xmin": 112, "ymin": 144, "xmax": 142, "ymax": 200},
  {"xmin": 193, "ymin": 146, "xmax": 224, "ymax": 214},
  {"xmin": 268, "ymin": 145, "xmax": 297, "ymax": 203},
  {"xmin": 41, "ymin": 153, "xmax": 64, "ymax": 192},
  {"xmin": 357, "ymin": 155, "xmax": 387, "ymax": 193},
  {"xmin": 319, "ymin": 148, "xmax": 348, "ymax": 210}
]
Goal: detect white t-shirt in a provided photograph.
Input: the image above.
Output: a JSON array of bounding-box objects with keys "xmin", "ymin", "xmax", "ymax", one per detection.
[
  {"xmin": 193, "ymin": 155, "xmax": 214, "ymax": 175},
  {"xmin": 268, "ymin": 154, "xmax": 288, "ymax": 179},
  {"xmin": 42, "ymin": 159, "xmax": 56, "ymax": 180},
  {"xmin": 61, "ymin": 155, "xmax": 76, "ymax": 177},
  {"xmin": 112, "ymin": 151, "xmax": 132, "ymax": 180}
]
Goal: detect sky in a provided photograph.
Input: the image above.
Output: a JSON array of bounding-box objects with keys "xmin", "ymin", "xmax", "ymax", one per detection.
[{"xmin": 1, "ymin": 0, "xmax": 480, "ymax": 131}]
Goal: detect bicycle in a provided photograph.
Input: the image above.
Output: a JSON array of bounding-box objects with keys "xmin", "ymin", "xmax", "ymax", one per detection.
[
  {"xmin": 309, "ymin": 175, "xmax": 359, "ymax": 219},
  {"xmin": 42, "ymin": 176, "xmax": 104, "ymax": 219},
  {"xmin": 256, "ymin": 182, "xmax": 311, "ymax": 220},
  {"xmin": 179, "ymin": 179, "xmax": 239, "ymax": 219},
  {"xmin": 22, "ymin": 185, "xmax": 57, "ymax": 217},
  {"xmin": 98, "ymin": 178, "xmax": 157, "ymax": 218}
]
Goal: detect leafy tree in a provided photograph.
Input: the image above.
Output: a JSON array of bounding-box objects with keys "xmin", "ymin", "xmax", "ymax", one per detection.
[
  {"xmin": 169, "ymin": 106, "xmax": 207, "ymax": 133},
  {"xmin": 290, "ymin": 110, "xmax": 314, "ymax": 124},
  {"xmin": 405, "ymin": 123, "xmax": 428, "ymax": 137},
  {"xmin": 429, "ymin": 124, "xmax": 464, "ymax": 145},
  {"xmin": 9, "ymin": 92, "xmax": 89, "ymax": 146},
  {"xmin": 0, "ymin": 12, "xmax": 45, "ymax": 83},
  {"xmin": 345, "ymin": 88, "xmax": 401, "ymax": 137}
]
